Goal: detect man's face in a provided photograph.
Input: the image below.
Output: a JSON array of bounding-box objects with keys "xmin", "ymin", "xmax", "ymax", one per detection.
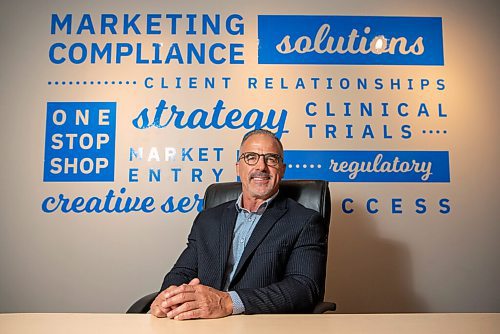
[{"xmin": 236, "ymin": 134, "xmax": 286, "ymax": 201}]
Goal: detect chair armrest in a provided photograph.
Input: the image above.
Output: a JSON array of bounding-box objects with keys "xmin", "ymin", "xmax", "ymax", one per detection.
[
  {"xmin": 126, "ymin": 292, "xmax": 158, "ymax": 314},
  {"xmin": 313, "ymin": 301, "xmax": 336, "ymax": 314}
]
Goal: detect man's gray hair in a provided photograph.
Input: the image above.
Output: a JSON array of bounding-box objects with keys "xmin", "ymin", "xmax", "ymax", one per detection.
[{"xmin": 240, "ymin": 129, "xmax": 284, "ymax": 156}]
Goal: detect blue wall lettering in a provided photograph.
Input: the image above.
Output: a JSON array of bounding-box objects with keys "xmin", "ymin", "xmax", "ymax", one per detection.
[{"xmin": 131, "ymin": 99, "xmax": 288, "ymax": 138}]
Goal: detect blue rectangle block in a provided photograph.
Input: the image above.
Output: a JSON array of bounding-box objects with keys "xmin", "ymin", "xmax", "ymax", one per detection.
[
  {"xmin": 44, "ymin": 102, "xmax": 117, "ymax": 182},
  {"xmin": 258, "ymin": 15, "xmax": 444, "ymax": 65},
  {"xmin": 283, "ymin": 150, "xmax": 450, "ymax": 183}
]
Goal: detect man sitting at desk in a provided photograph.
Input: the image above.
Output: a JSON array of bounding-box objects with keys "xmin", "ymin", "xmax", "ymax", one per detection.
[{"xmin": 150, "ymin": 129, "xmax": 327, "ymax": 320}]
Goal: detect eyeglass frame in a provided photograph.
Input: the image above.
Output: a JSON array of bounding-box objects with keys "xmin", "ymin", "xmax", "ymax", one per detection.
[{"xmin": 238, "ymin": 152, "xmax": 284, "ymax": 167}]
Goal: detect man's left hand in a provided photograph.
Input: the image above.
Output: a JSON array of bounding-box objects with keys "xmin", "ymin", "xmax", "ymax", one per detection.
[{"xmin": 161, "ymin": 282, "xmax": 233, "ymax": 320}]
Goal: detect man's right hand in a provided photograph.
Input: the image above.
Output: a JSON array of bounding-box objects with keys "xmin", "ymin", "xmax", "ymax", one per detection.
[{"xmin": 150, "ymin": 278, "xmax": 200, "ymax": 318}]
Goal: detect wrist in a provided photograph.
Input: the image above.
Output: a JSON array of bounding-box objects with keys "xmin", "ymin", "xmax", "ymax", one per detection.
[{"xmin": 223, "ymin": 292, "xmax": 234, "ymax": 316}]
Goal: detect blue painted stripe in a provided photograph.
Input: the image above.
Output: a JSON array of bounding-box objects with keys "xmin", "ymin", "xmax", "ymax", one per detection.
[
  {"xmin": 283, "ymin": 150, "xmax": 450, "ymax": 182},
  {"xmin": 258, "ymin": 15, "xmax": 444, "ymax": 65}
]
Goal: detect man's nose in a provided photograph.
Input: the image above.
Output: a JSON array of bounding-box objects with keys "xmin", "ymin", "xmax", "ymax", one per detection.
[{"xmin": 255, "ymin": 156, "xmax": 269, "ymax": 170}]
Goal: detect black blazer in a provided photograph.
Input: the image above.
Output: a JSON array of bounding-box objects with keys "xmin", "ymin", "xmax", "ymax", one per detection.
[{"xmin": 160, "ymin": 193, "xmax": 327, "ymax": 314}]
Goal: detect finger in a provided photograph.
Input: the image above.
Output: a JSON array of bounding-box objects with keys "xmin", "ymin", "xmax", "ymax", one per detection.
[
  {"xmin": 150, "ymin": 295, "xmax": 166, "ymax": 316},
  {"xmin": 188, "ymin": 278, "xmax": 200, "ymax": 286},
  {"xmin": 159, "ymin": 299, "xmax": 186, "ymax": 315},
  {"xmin": 154, "ymin": 286, "xmax": 178, "ymax": 306},
  {"xmin": 150, "ymin": 304, "xmax": 168, "ymax": 318},
  {"xmin": 158, "ymin": 304, "xmax": 173, "ymax": 315},
  {"xmin": 156, "ymin": 285, "xmax": 181, "ymax": 309},
  {"xmin": 162, "ymin": 291, "xmax": 197, "ymax": 309},
  {"xmin": 174, "ymin": 308, "xmax": 202, "ymax": 321},
  {"xmin": 163, "ymin": 284, "xmax": 196, "ymax": 299},
  {"xmin": 166, "ymin": 301, "xmax": 198, "ymax": 319},
  {"xmin": 151, "ymin": 310, "xmax": 167, "ymax": 318},
  {"xmin": 153, "ymin": 288, "xmax": 175, "ymax": 314},
  {"xmin": 161, "ymin": 285, "xmax": 178, "ymax": 299}
]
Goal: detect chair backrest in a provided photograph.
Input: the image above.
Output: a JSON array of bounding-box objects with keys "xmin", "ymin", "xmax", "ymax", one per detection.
[{"xmin": 203, "ymin": 180, "xmax": 331, "ymax": 233}]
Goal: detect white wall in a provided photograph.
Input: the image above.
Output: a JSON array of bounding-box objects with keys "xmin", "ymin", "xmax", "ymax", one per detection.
[{"xmin": 0, "ymin": 0, "xmax": 498, "ymax": 313}]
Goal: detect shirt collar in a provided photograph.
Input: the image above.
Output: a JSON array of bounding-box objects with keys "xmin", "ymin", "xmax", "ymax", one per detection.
[{"xmin": 235, "ymin": 190, "xmax": 279, "ymax": 214}]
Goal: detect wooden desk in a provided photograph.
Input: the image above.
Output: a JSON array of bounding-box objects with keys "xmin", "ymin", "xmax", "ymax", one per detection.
[{"xmin": 1, "ymin": 313, "xmax": 499, "ymax": 334}]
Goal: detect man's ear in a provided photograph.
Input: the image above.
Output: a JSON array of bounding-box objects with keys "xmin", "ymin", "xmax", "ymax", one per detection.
[
  {"xmin": 280, "ymin": 163, "xmax": 286, "ymax": 177},
  {"xmin": 235, "ymin": 162, "xmax": 240, "ymax": 177}
]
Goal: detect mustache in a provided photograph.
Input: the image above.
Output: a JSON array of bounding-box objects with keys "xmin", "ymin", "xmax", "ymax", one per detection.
[{"xmin": 250, "ymin": 171, "xmax": 271, "ymax": 179}]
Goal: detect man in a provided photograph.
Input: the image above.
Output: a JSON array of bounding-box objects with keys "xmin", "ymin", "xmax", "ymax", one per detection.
[{"xmin": 150, "ymin": 129, "xmax": 327, "ymax": 320}]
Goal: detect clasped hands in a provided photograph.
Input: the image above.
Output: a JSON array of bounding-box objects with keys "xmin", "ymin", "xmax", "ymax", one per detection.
[{"xmin": 150, "ymin": 278, "xmax": 233, "ymax": 320}]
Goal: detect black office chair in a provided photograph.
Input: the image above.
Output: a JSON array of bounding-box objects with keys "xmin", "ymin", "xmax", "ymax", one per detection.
[{"xmin": 127, "ymin": 180, "xmax": 336, "ymax": 314}]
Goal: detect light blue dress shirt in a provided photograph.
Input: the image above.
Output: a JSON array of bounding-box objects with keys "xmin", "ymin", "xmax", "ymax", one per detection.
[{"xmin": 225, "ymin": 192, "xmax": 278, "ymax": 314}]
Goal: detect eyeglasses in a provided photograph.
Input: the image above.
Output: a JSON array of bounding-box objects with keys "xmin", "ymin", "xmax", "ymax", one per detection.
[{"xmin": 238, "ymin": 152, "xmax": 283, "ymax": 167}]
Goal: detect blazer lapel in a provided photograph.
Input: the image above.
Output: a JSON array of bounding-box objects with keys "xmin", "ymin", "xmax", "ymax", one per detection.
[
  {"xmin": 230, "ymin": 196, "xmax": 288, "ymax": 284},
  {"xmin": 216, "ymin": 202, "xmax": 237, "ymax": 290}
]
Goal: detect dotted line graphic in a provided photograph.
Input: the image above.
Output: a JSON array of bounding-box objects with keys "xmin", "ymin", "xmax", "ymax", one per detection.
[
  {"xmin": 48, "ymin": 80, "xmax": 137, "ymax": 86},
  {"xmin": 287, "ymin": 164, "xmax": 322, "ymax": 169},
  {"xmin": 422, "ymin": 129, "xmax": 447, "ymax": 134}
]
